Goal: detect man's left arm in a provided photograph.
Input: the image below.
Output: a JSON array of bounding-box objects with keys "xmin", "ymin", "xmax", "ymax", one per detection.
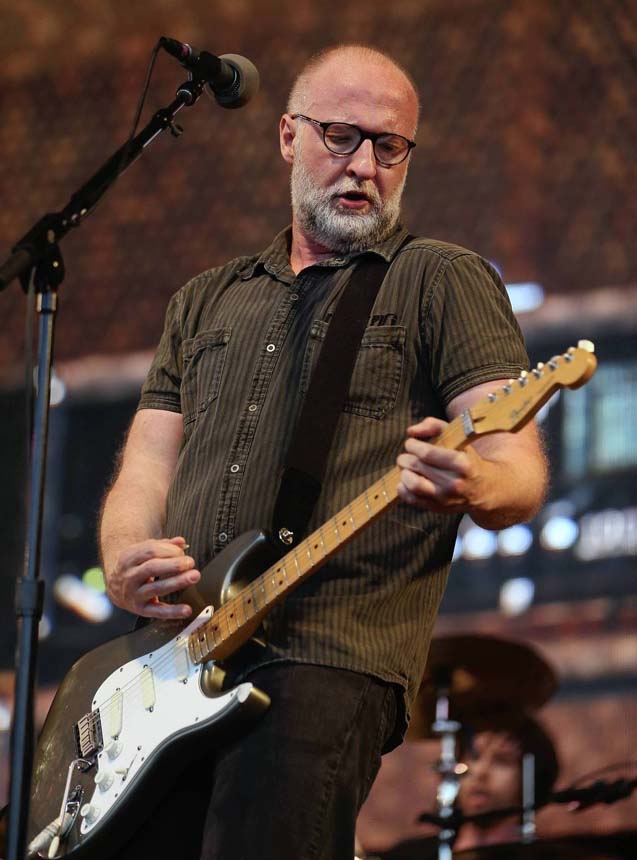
[{"xmin": 396, "ymin": 379, "xmax": 548, "ymax": 530}]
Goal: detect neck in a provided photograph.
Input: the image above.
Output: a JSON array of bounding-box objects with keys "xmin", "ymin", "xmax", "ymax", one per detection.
[{"xmin": 289, "ymin": 219, "xmax": 338, "ymax": 274}]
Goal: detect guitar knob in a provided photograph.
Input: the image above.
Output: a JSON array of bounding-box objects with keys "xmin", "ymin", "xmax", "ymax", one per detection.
[
  {"xmin": 95, "ymin": 768, "xmax": 114, "ymax": 791},
  {"xmin": 105, "ymin": 739, "xmax": 123, "ymax": 760},
  {"xmin": 80, "ymin": 802, "xmax": 100, "ymax": 823}
]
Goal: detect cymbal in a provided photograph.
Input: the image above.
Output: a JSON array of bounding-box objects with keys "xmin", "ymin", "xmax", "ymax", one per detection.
[
  {"xmin": 407, "ymin": 634, "xmax": 557, "ymax": 739},
  {"xmin": 454, "ymin": 830, "xmax": 637, "ymax": 858}
]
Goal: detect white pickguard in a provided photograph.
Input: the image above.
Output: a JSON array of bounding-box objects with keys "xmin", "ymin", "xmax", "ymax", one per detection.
[{"xmin": 79, "ymin": 606, "xmax": 252, "ymax": 834}]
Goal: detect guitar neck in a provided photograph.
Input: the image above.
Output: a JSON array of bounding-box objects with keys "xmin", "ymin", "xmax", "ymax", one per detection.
[{"xmin": 188, "ymin": 417, "xmax": 469, "ymax": 664}]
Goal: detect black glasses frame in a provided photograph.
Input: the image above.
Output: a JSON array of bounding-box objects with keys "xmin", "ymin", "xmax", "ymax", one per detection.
[{"xmin": 290, "ymin": 113, "xmax": 416, "ymax": 166}]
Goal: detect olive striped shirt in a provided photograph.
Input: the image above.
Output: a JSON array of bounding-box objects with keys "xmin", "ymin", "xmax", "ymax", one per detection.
[{"xmin": 138, "ymin": 225, "xmax": 528, "ymax": 741}]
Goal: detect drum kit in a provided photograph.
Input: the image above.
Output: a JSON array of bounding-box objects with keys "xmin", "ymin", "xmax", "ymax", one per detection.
[{"xmin": 359, "ymin": 634, "xmax": 636, "ymax": 860}]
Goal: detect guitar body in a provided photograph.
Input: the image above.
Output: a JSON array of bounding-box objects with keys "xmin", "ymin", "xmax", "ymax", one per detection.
[{"xmin": 27, "ymin": 531, "xmax": 275, "ymax": 859}]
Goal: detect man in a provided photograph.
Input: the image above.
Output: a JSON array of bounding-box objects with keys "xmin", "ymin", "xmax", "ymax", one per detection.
[
  {"xmin": 453, "ymin": 720, "xmax": 559, "ymax": 851},
  {"xmin": 367, "ymin": 719, "xmax": 559, "ymax": 859},
  {"xmin": 100, "ymin": 44, "xmax": 547, "ymax": 860}
]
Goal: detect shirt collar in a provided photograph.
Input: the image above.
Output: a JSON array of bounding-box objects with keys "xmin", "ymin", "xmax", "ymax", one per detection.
[{"xmin": 239, "ymin": 224, "xmax": 411, "ymax": 281}]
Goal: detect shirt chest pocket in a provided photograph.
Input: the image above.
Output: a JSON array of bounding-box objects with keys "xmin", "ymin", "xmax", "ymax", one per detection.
[
  {"xmin": 181, "ymin": 328, "xmax": 231, "ymax": 428},
  {"xmin": 300, "ymin": 321, "xmax": 405, "ymax": 420}
]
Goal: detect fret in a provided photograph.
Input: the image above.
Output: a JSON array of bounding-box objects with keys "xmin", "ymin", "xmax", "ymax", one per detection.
[
  {"xmin": 202, "ymin": 623, "xmax": 212, "ymax": 651},
  {"xmin": 293, "ymin": 549, "xmax": 302, "ymax": 578},
  {"xmin": 318, "ymin": 525, "xmax": 328, "ymax": 556},
  {"xmin": 243, "ymin": 586, "xmax": 257, "ymax": 616},
  {"xmin": 190, "ymin": 631, "xmax": 203, "ymax": 663},
  {"xmin": 272, "ymin": 564, "xmax": 288, "ymax": 591},
  {"xmin": 364, "ymin": 489, "xmax": 372, "ymax": 517},
  {"xmin": 305, "ymin": 532, "xmax": 324, "ymax": 566},
  {"xmin": 220, "ymin": 609, "xmax": 232, "ymax": 637},
  {"xmin": 348, "ymin": 502, "xmax": 357, "ymax": 528},
  {"xmin": 230, "ymin": 599, "xmax": 243, "ymax": 629},
  {"xmin": 316, "ymin": 526, "xmax": 327, "ymax": 558},
  {"xmin": 259, "ymin": 576, "xmax": 268, "ymax": 604},
  {"xmin": 196, "ymin": 628, "xmax": 208, "ymax": 656},
  {"xmin": 338, "ymin": 513, "xmax": 351, "ymax": 535},
  {"xmin": 333, "ymin": 515, "xmax": 341, "ymax": 542},
  {"xmin": 225, "ymin": 605, "xmax": 239, "ymax": 631},
  {"xmin": 281, "ymin": 559, "xmax": 291, "ymax": 587},
  {"xmin": 208, "ymin": 618, "xmax": 221, "ymax": 643}
]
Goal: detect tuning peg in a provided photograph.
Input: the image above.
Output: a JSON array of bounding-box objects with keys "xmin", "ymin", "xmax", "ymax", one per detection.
[
  {"xmin": 488, "ymin": 392, "xmax": 497, "ymax": 402},
  {"xmin": 548, "ymin": 358, "xmax": 558, "ymax": 370},
  {"xmin": 518, "ymin": 370, "xmax": 529, "ymax": 386},
  {"xmin": 577, "ymin": 339, "xmax": 595, "ymax": 353}
]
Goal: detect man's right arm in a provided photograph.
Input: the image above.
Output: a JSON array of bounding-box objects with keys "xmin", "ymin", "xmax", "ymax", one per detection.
[{"xmin": 100, "ymin": 408, "xmax": 201, "ymax": 620}]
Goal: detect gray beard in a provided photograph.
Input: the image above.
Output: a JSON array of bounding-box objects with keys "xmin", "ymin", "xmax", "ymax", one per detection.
[{"xmin": 290, "ymin": 156, "xmax": 405, "ymax": 255}]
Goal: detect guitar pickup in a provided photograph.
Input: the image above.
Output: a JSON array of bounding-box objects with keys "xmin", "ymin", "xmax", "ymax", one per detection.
[{"xmin": 74, "ymin": 710, "xmax": 103, "ymax": 758}]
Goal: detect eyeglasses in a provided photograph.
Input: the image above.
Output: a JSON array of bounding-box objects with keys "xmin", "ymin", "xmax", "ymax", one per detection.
[{"xmin": 291, "ymin": 114, "xmax": 416, "ymax": 167}]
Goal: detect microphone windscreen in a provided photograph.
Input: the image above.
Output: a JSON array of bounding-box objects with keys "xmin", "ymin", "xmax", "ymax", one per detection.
[{"xmin": 207, "ymin": 54, "xmax": 260, "ymax": 109}]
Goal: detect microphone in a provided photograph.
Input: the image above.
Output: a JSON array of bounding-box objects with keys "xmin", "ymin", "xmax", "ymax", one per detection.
[{"xmin": 159, "ymin": 37, "xmax": 259, "ymax": 108}]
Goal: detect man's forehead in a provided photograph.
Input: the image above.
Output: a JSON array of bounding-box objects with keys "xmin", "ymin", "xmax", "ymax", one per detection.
[
  {"xmin": 300, "ymin": 54, "xmax": 417, "ymax": 129},
  {"xmin": 474, "ymin": 731, "xmax": 523, "ymax": 756}
]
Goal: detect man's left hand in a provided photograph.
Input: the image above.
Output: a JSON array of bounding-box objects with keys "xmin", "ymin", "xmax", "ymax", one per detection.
[
  {"xmin": 395, "ymin": 378, "xmax": 548, "ymax": 530},
  {"xmin": 396, "ymin": 416, "xmax": 489, "ymax": 514}
]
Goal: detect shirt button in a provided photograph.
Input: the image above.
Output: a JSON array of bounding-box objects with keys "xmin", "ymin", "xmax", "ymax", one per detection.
[
  {"xmin": 290, "ymin": 293, "xmax": 299, "ymax": 301},
  {"xmin": 248, "ymin": 403, "xmax": 258, "ymax": 412},
  {"xmin": 266, "ymin": 343, "xmax": 276, "ymax": 353},
  {"xmin": 218, "ymin": 532, "xmax": 228, "ymax": 543},
  {"xmin": 230, "ymin": 464, "xmax": 240, "ymax": 473}
]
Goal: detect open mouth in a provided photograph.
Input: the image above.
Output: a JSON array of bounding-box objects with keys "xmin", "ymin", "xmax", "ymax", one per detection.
[{"xmin": 334, "ymin": 190, "xmax": 373, "ymax": 208}]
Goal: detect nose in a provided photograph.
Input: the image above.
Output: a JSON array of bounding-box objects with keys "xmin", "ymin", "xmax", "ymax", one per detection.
[
  {"xmin": 470, "ymin": 758, "xmax": 490, "ymax": 783},
  {"xmin": 346, "ymin": 138, "xmax": 377, "ymax": 180}
]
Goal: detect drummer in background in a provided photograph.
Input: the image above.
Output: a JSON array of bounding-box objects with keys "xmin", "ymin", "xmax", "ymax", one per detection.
[{"xmin": 453, "ymin": 716, "xmax": 559, "ymax": 851}]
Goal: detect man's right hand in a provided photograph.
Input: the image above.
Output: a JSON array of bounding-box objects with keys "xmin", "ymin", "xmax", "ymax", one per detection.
[{"xmin": 105, "ymin": 535, "xmax": 201, "ymax": 619}]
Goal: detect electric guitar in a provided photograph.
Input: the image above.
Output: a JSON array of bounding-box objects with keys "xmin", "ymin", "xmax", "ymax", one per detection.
[{"xmin": 26, "ymin": 342, "xmax": 597, "ymax": 858}]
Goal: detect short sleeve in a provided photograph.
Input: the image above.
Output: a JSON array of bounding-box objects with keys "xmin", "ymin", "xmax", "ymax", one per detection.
[
  {"xmin": 138, "ymin": 289, "xmax": 184, "ymax": 413},
  {"xmin": 423, "ymin": 253, "xmax": 529, "ymax": 406}
]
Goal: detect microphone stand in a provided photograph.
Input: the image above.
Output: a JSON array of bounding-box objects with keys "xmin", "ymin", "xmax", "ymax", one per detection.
[
  {"xmin": 1, "ymin": 72, "xmax": 208, "ymax": 860},
  {"xmin": 430, "ymin": 670, "xmax": 463, "ymax": 860}
]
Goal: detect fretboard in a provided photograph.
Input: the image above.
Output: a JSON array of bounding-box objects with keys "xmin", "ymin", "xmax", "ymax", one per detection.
[{"xmin": 187, "ymin": 416, "xmax": 469, "ymax": 664}]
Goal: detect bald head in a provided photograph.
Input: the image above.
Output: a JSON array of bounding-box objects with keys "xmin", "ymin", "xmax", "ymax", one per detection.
[{"xmin": 288, "ymin": 45, "xmax": 420, "ymax": 136}]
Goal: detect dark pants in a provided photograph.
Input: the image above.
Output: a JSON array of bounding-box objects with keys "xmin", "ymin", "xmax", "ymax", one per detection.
[{"xmin": 116, "ymin": 663, "xmax": 397, "ymax": 860}]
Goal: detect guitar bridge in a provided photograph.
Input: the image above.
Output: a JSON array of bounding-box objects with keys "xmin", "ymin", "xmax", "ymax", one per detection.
[{"xmin": 74, "ymin": 710, "xmax": 103, "ymax": 759}]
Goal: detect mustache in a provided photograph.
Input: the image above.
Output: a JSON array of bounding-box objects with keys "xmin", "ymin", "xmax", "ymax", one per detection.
[{"xmin": 329, "ymin": 180, "xmax": 382, "ymax": 206}]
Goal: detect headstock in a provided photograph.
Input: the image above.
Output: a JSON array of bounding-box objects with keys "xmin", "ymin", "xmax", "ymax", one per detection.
[{"xmin": 469, "ymin": 340, "xmax": 597, "ymax": 437}]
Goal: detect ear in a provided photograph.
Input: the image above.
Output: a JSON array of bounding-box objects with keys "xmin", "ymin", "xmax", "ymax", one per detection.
[{"xmin": 279, "ymin": 114, "xmax": 296, "ymax": 165}]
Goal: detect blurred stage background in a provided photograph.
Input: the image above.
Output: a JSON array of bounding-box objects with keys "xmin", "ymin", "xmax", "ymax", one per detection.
[{"xmin": 0, "ymin": 0, "xmax": 635, "ymax": 852}]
